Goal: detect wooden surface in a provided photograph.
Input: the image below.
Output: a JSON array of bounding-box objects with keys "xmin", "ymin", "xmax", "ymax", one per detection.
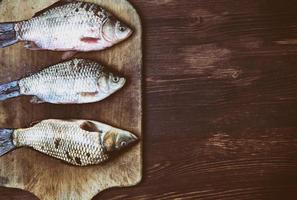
[
  {"xmin": 0, "ymin": 0, "xmax": 142, "ymax": 200},
  {"xmin": 2, "ymin": 0, "xmax": 297, "ymax": 199}
]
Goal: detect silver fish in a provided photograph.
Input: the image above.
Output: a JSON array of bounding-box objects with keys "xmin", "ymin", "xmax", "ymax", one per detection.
[
  {"xmin": 0, "ymin": 0, "xmax": 132, "ymax": 57},
  {"xmin": 0, "ymin": 58, "xmax": 126, "ymax": 104},
  {"xmin": 0, "ymin": 119, "xmax": 138, "ymax": 166}
]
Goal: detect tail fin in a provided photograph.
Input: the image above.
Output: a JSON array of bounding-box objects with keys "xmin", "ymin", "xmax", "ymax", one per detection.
[
  {"xmin": 0, "ymin": 81, "xmax": 21, "ymax": 101},
  {"xmin": 0, "ymin": 22, "xmax": 18, "ymax": 48},
  {"xmin": 0, "ymin": 128, "xmax": 15, "ymax": 156}
]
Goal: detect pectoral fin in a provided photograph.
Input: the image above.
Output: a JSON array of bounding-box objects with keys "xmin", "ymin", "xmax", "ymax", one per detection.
[
  {"xmin": 30, "ymin": 96, "xmax": 45, "ymax": 104},
  {"xmin": 30, "ymin": 120, "xmax": 41, "ymax": 127},
  {"xmin": 80, "ymin": 121, "xmax": 99, "ymax": 132},
  {"xmin": 79, "ymin": 91, "xmax": 99, "ymax": 97},
  {"xmin": 24, "ymin": 41, "xmax": 42, "ymax": 50},
  {"xmin": 62, "ymin": 51, "xmax": 77, "ymax": 60},
  {"xmin": 80, "ymin": 37, "xmax": 100, "ymax": 44}
]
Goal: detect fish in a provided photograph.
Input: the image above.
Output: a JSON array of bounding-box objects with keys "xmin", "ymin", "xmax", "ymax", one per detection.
[
  {"xmin": 0, "ymin": 119, "xmax": 138, "ymax": 166},
  {"xmin": 0, "ymin": 0, "xmax": 133, "ymax": 59},
  {"xmin": 0, "ymin": 58, "xmax": 126, "ymax": 104}
]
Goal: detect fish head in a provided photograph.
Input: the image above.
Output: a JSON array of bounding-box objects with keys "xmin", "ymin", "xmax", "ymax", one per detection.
[
  {"xmin": 114, "ymin": 130, "xmax": 138, "ymax": 152},
  {"xmin": 98, "ymin": 72, "xmax": 126, "ymax": 95},
  {"xmin": 102, "ymin": 129, "xmax": 138, "ymax": 153},
  {"xmin": 102, "ymin": 16, "xmax": 133, "ymax": 44}
]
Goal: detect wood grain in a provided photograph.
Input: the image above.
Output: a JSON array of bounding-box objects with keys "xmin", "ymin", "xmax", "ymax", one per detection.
[
  {"xmin": 2, "ymin": 0, "xmax": 297, "ymax": 199},
  {"xmin": 0, "ymin": 0, "xmax": 142, "ymax": 200}
]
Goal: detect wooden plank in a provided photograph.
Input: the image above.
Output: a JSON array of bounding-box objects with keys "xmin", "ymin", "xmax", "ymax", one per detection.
[
  {"xmin": 0, "ymin": 0, "xmax": 142, "ymax": 200},
  {"xmin": 2, "ymin": 0, "xmax": 297, "ymax": 199},
  {"xmin": 97, "ymin": 0, "xmax": 297, "ymax": 199}
]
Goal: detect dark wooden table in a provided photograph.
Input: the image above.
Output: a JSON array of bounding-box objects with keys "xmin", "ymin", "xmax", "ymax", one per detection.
[{"xmin": 1, "ymin": 0, "xmax": 297, "ymax": 199}]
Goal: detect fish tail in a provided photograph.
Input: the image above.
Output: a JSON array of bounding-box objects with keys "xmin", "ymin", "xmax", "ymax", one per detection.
[
  {"xmin": 0, "ymin": 22, "xmax": 19, "ymax": 48},
  {"xmin": 0, "ymin": 81, "xmax": 21, "ymax": 101},
  {"xmin": 0, "ymin": 128, "xmax": 16, "ymax": 156}
]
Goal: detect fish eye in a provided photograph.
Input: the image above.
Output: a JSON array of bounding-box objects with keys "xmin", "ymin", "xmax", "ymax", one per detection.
[
  {"xmin": 120, "ymin": 141, "xmax": 127, "ymax": 147},
  {"xmin": 118, "ymin": 24, "xmax": 127, "ymax": 32},
  {"xmin": 112, "ymin": 76, "xmax": 120, "ymax": 83}
]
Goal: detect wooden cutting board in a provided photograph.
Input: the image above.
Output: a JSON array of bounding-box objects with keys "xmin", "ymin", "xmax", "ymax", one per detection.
[{"xmin": 0, "ymin": 0, "xmax": 142, "ymax": 200}]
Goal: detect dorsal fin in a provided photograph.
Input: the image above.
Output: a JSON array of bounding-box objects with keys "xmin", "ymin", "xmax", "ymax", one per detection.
[
  {"xmin": 80, "ymin": 121, "xmax": 100, "ymax": 133},
  {"xmin": 29, "ymin": 120, "xmax": 41, "ymax": 127},
  {"xmin": 33, "ymin": 0, "xmax": 77, "ymax": 17}
]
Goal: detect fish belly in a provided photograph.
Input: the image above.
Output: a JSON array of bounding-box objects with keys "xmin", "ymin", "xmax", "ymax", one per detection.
[{"xmin": 19, "ymin": 77, "xmax": 99, "ymax": 104}]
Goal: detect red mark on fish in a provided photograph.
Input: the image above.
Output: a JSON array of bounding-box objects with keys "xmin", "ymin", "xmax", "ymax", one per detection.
[{"xmin": 80, "ymin": 37, "xmax": 100, "ymax": 44}]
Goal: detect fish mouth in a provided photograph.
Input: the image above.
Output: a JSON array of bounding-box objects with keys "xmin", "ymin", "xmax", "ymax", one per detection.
[
  {"xmin": 118, "ymin": 132, "xmax": 139, "ymax": 150},
  {"xmin": 126, "ymin": 27, "xmax": 134, "ymax": 37},
  {"xmin": 125, "ymin": 131, "xmax": 139, "ymax": 146},
  {"xmin": 118, "ymin": 78, "xmax": 126, "ymax": 89},
  {"xmin": 131, "ymin": 133, "xmax": 139, "ymax": 143},
  {"xmin": 112, "ymin": 78, "xmax": 126, "ymax": 93}
]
